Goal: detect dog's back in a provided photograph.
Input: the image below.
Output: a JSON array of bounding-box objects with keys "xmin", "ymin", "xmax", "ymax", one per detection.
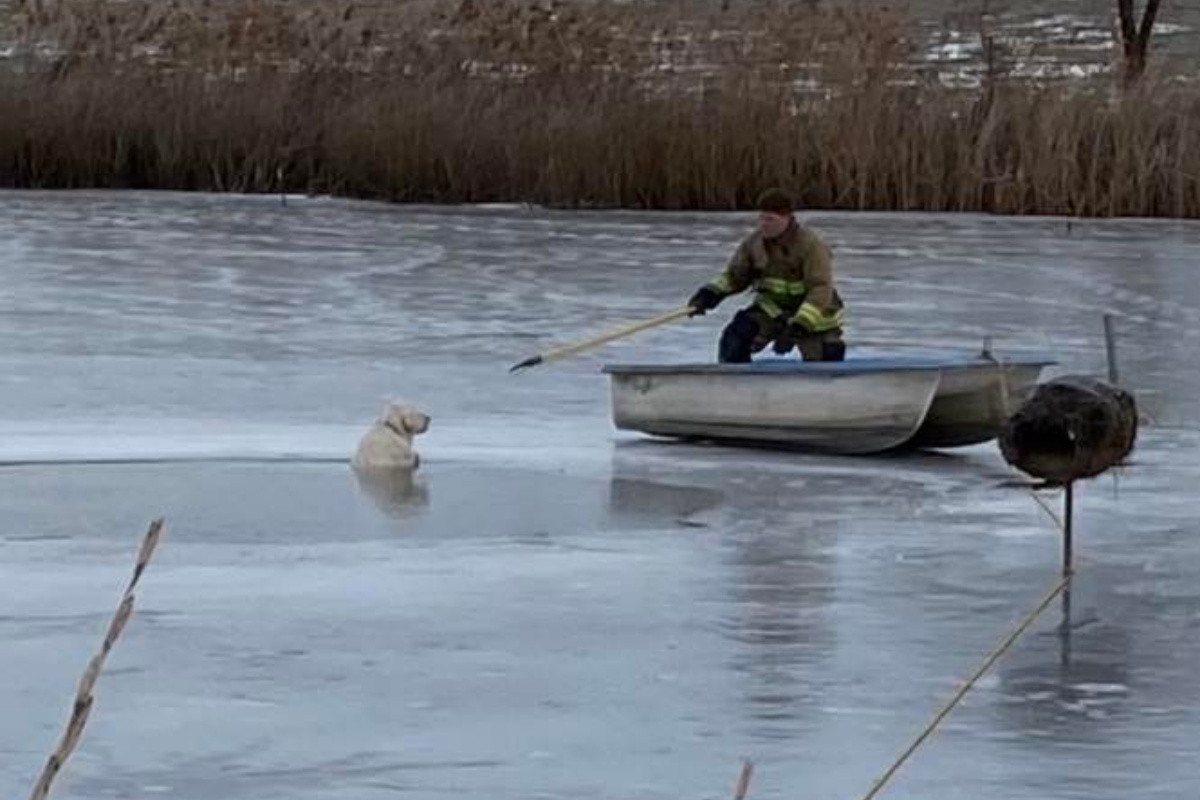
[
  {"xmin": 352, "ymin": 403, "xmax": 429, "ymax": 470},
  {"xmin": 352, "ymin": 422, "xmax": 417, "ymax": 470}
]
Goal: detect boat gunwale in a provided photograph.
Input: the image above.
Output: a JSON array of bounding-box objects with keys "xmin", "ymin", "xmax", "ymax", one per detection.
[{"xmin": 602, "ymin": 353, "xmax": 1056, "ymax": 377}]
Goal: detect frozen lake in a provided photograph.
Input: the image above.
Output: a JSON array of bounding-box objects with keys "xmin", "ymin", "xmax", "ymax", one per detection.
[{"xmin": 2, "ymin": 191, "xmax": 1199, "ymax": 799}]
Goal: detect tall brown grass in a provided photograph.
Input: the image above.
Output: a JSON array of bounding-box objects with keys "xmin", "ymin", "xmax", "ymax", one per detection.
[{"xmin": 3, "ymin": 0, "xmax": 1198, "ymax": 217}]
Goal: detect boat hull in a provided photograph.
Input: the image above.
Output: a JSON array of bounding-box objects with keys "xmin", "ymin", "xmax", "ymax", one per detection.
[
  {"xmin": 603, "ymin": 354, "xmax": 1053, "ymax": 454},
  {"xmin": 607, "ymin": 366, "xmax": 941, "ymax": 455},
  {"xmin": 909, "ymin": 361, "xmax": 1047, "ymax": 448}
]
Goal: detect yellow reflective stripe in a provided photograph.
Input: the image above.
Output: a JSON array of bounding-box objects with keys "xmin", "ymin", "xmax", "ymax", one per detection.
[
  {"xmin": 793, "ymin": 304, "xmax": 823, "ymax": 327},
  {"xmin": 710, "ymin": 274, "xmax": 734, "ymax": 294},
  {"xmin": 758, "ymin": 277, "xmax": 807, "ymax": 296},
  {"xmin": 793, "ymin": 302, "xmax": 844, "ymax": 332},
  {"xmin": 755, "ymin": 296, "xmax": 784, "ymax": 318}
]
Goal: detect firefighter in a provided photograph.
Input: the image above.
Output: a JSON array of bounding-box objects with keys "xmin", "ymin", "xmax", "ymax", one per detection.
[{"xmin": 688, "ymin": 188, "xmax": 846, "ymax": 363}]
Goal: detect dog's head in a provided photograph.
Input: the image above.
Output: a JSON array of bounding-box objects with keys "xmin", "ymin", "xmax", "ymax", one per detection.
[{"xmin": 381, "ymin": 403, "xmax": 431, "ymax": 437}]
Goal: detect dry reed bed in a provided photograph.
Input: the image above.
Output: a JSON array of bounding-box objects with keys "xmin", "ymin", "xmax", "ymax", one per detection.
[
  {"xmin": 2, "ymin": 0, "xmax": 1198, "ymax": 216},
  {"xmin": 6, "ymin": 0, "xmax": 911, "ymax": 83}
]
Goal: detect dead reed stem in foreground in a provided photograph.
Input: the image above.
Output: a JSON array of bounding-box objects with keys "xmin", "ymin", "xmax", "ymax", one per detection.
[
  {"xmin": 733, "ymin": 759, "xmax": 754, "ymax": 799},
  {"xmin": 26, "ymin": 518, "xmax": 165, "ymax": 800}
]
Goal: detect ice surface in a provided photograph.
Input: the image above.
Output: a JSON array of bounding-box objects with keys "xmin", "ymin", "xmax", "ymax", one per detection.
[{"xmin": 2, "ymin": 191, "xmax": 1199, "ymax": 800}]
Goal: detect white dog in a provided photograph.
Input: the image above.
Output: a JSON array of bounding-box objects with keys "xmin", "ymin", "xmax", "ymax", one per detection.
[{"xmin": 352, "ymin": 403, "xmax": 431, "ymax": 471}]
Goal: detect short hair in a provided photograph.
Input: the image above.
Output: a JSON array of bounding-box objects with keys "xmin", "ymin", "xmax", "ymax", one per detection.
[{"xmin": 756, "ymin": 187, "xmax": 795, "ymax": 215}]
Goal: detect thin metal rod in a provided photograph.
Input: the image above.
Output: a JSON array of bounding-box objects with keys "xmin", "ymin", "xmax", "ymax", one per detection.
[
  {"xmin": 1063, "ymin": 482, "xmax": 1075, "ymax": 576},
  {"xmin": 1059, "ymin": 587, "xmax": 1073, "ymax": 670},
  {"xmin": 1103, "ymin": 313, "xmax": 1119, "ymax": 385}
]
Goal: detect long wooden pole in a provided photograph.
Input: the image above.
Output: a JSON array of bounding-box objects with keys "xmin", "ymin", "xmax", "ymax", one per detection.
[{"xmin": 509, "ymin": 307, "xmax": 693, "ymax": 372}]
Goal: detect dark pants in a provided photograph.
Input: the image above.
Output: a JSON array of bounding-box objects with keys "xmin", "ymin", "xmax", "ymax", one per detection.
[{"xmin": 718, "ymin": 306, "xmax": 845, "ymax": 364}]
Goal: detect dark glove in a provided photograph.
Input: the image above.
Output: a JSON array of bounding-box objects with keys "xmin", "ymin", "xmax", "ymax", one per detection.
[
  {"xmin": 688, "ymin": 285, "xmax": 723, "ymax": 317},
  {"xmin": 773, "ymin": 320, "xmax": 801, "ymax": 354},
  {"xmin": 771, "ymin": 319, "xmax": 808, "ymax": 354},
  {"xmin": 787, "ymin": 317, "xmax": 813, "ymax": 337}
]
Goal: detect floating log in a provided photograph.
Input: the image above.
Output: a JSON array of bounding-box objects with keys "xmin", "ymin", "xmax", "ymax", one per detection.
[{"xmin": 999, "ymin": 375, "xmax": 1137, "ymax": 485}]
